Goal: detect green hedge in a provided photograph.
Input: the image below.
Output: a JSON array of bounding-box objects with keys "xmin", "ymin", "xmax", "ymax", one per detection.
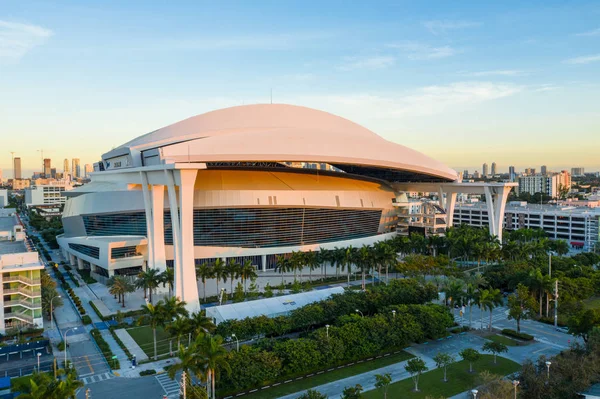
[
  {"xmin": 502, "ymin": 329, "xmax": 534, "ymax": 341},
  {"xmin": 90, "ymin": 329, "xmax": 120, "ymax": 370},
  {"xmin": 82, "ymin": 315, "xmax": 92, "ymax": 325},
  {"xmin": 89, "ymin": 301, "xmax": 107, "ymax": 321},
  {"xmin": 110, "ymin": 328, "xmax": 132, "ymax": 358},
  {"xmin": 139, "ymin": 369, "xmax": 156, "ymax": 376}
]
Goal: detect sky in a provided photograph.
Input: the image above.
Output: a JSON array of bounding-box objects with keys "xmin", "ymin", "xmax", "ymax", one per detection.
[{"xmin": 1, "ymin": 0, "xmax": 599, "ymax": 177}]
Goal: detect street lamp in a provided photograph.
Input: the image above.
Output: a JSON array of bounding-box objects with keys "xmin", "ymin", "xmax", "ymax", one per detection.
[
  {"xmin": 355, "ymin": 309, "xmax": 364, "ymax": 318},
  {"xmin": 325, "ymin": 324, "xmax": 330, "ymax": 339},
  {"xmin": 64, "ymin": 327, "xmax": 77, "ymax": 368},
  {"xmin": 50, "ymin": 295, "xmax": 61, "ymax": 329},
  {"xmin": 392, "ymin": 310, "xmax": 396, "ymax": 319},
  {"xmin": 512, "ymin": 380, "xmax": 520, "ymax": 399},
  {"xmin": 545, "ymin": 361, "xmax": 551, "ymax": 379},
  {"xmin": 471, "ymin": 389, "xmax": 478, "ymax": 399},
  {"xmin": 37, "ymin": 353, "xmax": 41, "ymax": 372},
  {"xmin": 231, "ymin": 334, "xmax": 239, "ymax": 352}
]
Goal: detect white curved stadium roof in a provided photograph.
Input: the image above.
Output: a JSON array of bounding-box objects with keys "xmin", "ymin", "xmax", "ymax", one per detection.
[{"xmin": 109, "ymin": 104, "xmax": 457, "ymax": 182}]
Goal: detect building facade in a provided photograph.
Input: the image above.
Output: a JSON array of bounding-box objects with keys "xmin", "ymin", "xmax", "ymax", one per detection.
[
  {"xmin": 72, "ymin": 159, "xmax": 81, "ymax": 179},
  {"xmin": 454, "ymin": 202, "xmax": 600, "ymax": 251},
  {"xmin": 25, "ymin": 180, "xmax": 74, "ymax": 207},
  {"xmin": 58, "ymin": 104, "xmax": 515, "ymax": 312},
  {"xmin": 0, "ymin": 212, "xmax": 44, "ymax": 333},
  {"xmin": 572, "ymin": 167, "xmax": 585, "ymax": 177},
  {"xmin": 491, "ymin": 162, "xmax": 497, "ymax": 176},
  {"xmin": 13, "ymin": 158, "xmax": 21, "ymax": 180},
  {"xmin": 482, "ymin": 163, "xmax": 489, "ymax": 177}
]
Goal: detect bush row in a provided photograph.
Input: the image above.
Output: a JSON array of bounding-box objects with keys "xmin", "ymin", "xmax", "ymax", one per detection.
[
  {"xmin": 139, "ymin": 369, "xmax": 156, "ymax": 376},
  {"xmin": 502, "ymin": 328, "xmax": 534, "ymax": 341},
  {"xmin": 218, "ymin": 303, "xmax": 452, "ymax": 393},
  {"xmin": 109, "ymin": 328, "xmax": 132, "ymax": 359},
  {"xmin": 90, "ymin": 329, "xmax": 120, "ymax": 370},
  {"xmin": 57, "ymin": 271, "xmax": 87, "ymax": 317},
  {"xmin": 215, "ymin": 279, "xmax": 437, "ymax": 340}
]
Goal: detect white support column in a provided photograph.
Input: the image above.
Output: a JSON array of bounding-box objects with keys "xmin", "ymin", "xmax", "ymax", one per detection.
[
  {"xmin": 438, "ymin": 188, "xmax": 445, "ymax": 209},
  {"xmin": 152, "ymin": 185, "xmax": 167, "ymax": 273},
  {"xmin": 492, "ymin": 186, "xmax": 512, "ymax": 243},
  {"xmin": 167, "ymin": 169, "xmax": 200, "ymax": 314},
  {"xmin": 445, "ymin": 192, "xmax": 457, "ymax": 228},
  {"xmin": 140, "ymin": 172, "xmax": 155, "ymax": 270},
  {"xmin": 76, "ymin": 257, "xmax": 84, "ymax": 270},
  {"xmin": 484, "ymin": 186, "xmax": 497, "ymax": 239},
  {"xmin": 165, "ymin": 170, "xmax": 183, "ymax": 296},
  {"xmin": 261, "ymin": 255, "xmax": 267, "ymax": 272}
]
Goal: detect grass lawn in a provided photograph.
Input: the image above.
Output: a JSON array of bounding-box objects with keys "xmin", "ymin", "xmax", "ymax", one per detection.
[
  {"xmin": 241, "ymin": 351, "xmax": 414, "ymax": 399},
  {"xmin": 363, "ymin": 355, "xmax": 520, "ymax": 399},
  {"xmin": 487, "ymin": 334, "xmax": 519, "ymax": 347},
  {"xmin": 126, "ymin": 326, "xmax": 171, "ymax": 358}
]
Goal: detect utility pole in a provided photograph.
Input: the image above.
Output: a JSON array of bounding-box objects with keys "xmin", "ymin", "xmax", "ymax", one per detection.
[
  {"xmin": 554, "ymin": 279, "xmax": 559, "ymax": 328},
  {"xmin": 85, "ymin": 388, "xmax": 90, "ymax": 399},
  {"xmin": 549, "ymin": 252, "xmax": 552, "ymax": 277},
  {"xmin": 53, "ymin": 357, "xmax": 57, "ymax": 380}
]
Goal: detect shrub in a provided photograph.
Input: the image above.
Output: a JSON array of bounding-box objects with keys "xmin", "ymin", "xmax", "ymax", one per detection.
[
  {"xmin": 57, "ymin": 341, "xmax": 65, "ymax": 351},
  {"xmin": 139, "ymin": 369, "xmax": 156, "ymax": 376},
  {"xmin": 89, "ymin": 301, "xmax": 107, "ymax": 320},
  {"xmin": 82, "ymin": 315, "xmax": 92, "ymax": 325},
  {"xmin": 502, "ymin": 329, "xmax": 534, "ymax": 341},
  {"xmin": 90, "ymin": 328, "xmax": 120, "ymax": 370}
]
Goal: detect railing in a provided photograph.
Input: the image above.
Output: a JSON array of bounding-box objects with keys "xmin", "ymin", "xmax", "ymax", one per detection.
[
  {"xmin": 3, "ymin": 300, "xmax": 42, "ymax": 309},
  {"xmin": 3, "ymin": 275, "xmax": 41, "ymax": 285},
  {"xmin": 3, "ymin": 288, "xmax": 41, "ymax": 297},
  {"xmin": 4, "ymin": 312, "xmax": 34, "ymax": 323}
]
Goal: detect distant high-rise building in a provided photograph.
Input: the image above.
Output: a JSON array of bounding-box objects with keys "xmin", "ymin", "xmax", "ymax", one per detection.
[
  {"xmin": 524, "ymin": 168, "xmax": 536, "ymax": 175},
  {"xmin": 491, "ymin": 162, "xmax": 497, "ymax": 176},
  {"xmin": 43, "ymin": 158, "xmax": 51, "ymax": 177},
  {"xmin": 509, "ymin": 166, "xmax": 516, "ymax": 182},
  {"xmin": 14, "ymin": 157, "xmax": 22, "ymax": 179},
  {"xmin": 63, "ymin": 159, "xmax": 70, "ymax": 174},
  {"xmin": 482, "ymin": 163, "xmax": 489, "ymax": 177},
  {"xmin": 50, "ymin": 168, "xmax": 57, "ymax": 179},
  {"xmin": 84, "ymin": 164, "xmax": 93, "ymax": 178},
  {"xmin": 571, "ymin": 167, "xmax": 585, "ymax": 177},
  {"xmin": 463, "ymin": 169, "xmax": 469, "ymax": 178},
  {"xmin": 0, "ymin": 168, "xmax": 3, "ymax": 183},
  {"xmin": 72, "ymin": 158, "xmax": 81, "ymax": 178},
  {"xmin": 474, "ymin": 170, "xmax": 481, "ymax": 179},
  {"xmin": 541, "ymin": 165, "xmax": 547, "ymax": 175}
]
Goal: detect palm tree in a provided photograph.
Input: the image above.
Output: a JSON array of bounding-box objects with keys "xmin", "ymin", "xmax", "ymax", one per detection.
[
  {"xmin": 357, "ymin": 245, "xmax": 372, "ymax": 289},
  {"xmin": 54, "ymin": 368, "xmax": 84, "ymax": 399},
  {"xmin": 138, "ymin": 302, "xmax": 165, "ymax": 360},
  {"xmin": 161, "ymin": 297, "xmax": 189, "ymax": 321},
  {"xmin": 343, "ymin": 246, "xmax": 356, "ymax": 287},
  {"xmin": 479, "ymin": 288, "xmax": 503, "ymax": 331},
  {"xmin": 528, "ymin": 268, "xmax": 546, "ymax": 317},
  {"xmin": 110, "ymin": 276, "xmax": 134, "ymax": 307},
  {"xmin": 168, "ymin": 337, "xmax": 208, "ymax": 396},
  {"xmin": 290, "ymin": 251, "xmax": 304, "ymax": 282},
  {"xmin": 136, "ymin": 268, "xmax": 162, "ymax": 304},
  {"xmin": 225, "ymin": 259, "xmax": 241, "ymax": 299},
  {"xmin": 166, "ymin": 316, "xmax": 191, "ymax": 354},
  {"xmin": 160, "ymin": 267, "xmax": 175, "ymax": 298},
  {"xmin": 275, "ymin": 255, "xmax": 290, "ymax": 286},
  {"xmin": 304, "ymin": 250, "xmax": 319, "ymax": 283},
  {"xmin": 196, "ymin": 262, "xmax": 214, "ymax": 302},
  {"xmin": 190, "ymin": 311, "xmax": 216, "ymax": 337},
  {"xmin": 464, "ymin": 283, "xmax": 478, "ymax": 328},
  {"xmin": 211, "ymin": 258, "xmax": 226, "ymax": 297},
  {"xmin": 240, "ymin": 260, "xmax": 257, "ymax": 295},
  {"xmin": 443, "ymin": 278, "xmax": 465, "ymax": 309},
  {"xmin": 198, "ymin": 334, "xmax": 231, "ymax": 399}
]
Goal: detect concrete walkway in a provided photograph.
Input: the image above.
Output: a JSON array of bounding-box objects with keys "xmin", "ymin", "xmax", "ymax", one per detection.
[
  {"xmin": 118, "ymin": 358, "xmax": 180, "ymax": 378},
  {"xmin": 114, "ymin": 329, "xmax": 148, "ymax": 362}
]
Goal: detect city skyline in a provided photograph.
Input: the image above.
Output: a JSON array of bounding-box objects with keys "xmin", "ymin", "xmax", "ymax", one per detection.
[{"xmin": 1, "ymin": 1, "xmax": 600, "ymax": 175}]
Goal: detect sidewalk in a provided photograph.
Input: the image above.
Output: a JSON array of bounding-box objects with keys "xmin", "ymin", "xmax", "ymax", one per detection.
[{"xmin": 114, "ymin": 329, "xmax": 148, "ymax": 362}]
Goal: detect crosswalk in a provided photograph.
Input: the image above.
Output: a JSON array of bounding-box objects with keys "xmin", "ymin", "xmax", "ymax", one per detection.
[
  {"xmin": 81, "ymin": 372, "xmax": 115, "ymax": 385},
  {"xmin": 156, "ymin": 372, "xmax": 181, "ymax": 398}
]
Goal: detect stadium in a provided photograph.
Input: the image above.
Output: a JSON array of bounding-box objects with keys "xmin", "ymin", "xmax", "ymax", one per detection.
[{"xmin": 57, "ymin": 104, "xmax": 481, "ymax": 312}]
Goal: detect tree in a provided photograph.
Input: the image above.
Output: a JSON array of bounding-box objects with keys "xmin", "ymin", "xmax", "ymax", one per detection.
[
  {"xmin": 405, "ymin": 357, "xmax": 428, "ymax": 392},
  {"xmin": 212, "ymin": 258, "xmax": 226, "ymax": 297},
  {"xmin": 341, "ymin": 384, "xmax": 363, "ymax": 399},
  {"xmin": 482, "ymin": 342, "xmax": 508, "ymax": 364},
  {"xmin": 298, "ymin": 390, "xmax": 328, "ymax": 399},
  {"xmin": 166, "ymin": 316, "xmax": 191, "ymax": 351},
  {"xmin": 168, "ymin": 337, "xmax": 208, "ymax": 394},
  {"xmin": 275, "ymin": 255, "xmax": 290, "ymax": 286},
  {"xmin": 233, "ymin": 282, "xmax": 245, "ymax": 303},
  {"xmin": 240, "ymin": 260, "xmax": 257, "ymax": 295},
  {"xmin": 138, "ymin": 302, "xmax": 165, "ymax": 360},
  {"xmin": 568, "ymin": 309, "xmax": 600, "ymax": 342},
  {"xmin": 375, "ymin": 373, "xmax": 392, "ymax": 398},
  {"xmin": 507, "ymin": 283, "xmax": 535, "ymax": 332},
  {"xmin": 459, "ymin": 348, "xmax": 481, "ymax": 373},
  {"xmin": 198, "ymin": 334, "xmax": 231, "ymax": 399},
  {"xmin": 136, "ymin": 268, "xmax": 162, "ymax": 304},
  {"xmin": 225, "ymin": 259, "xmax": 241, "ymax": 299},
  {"xmin": 110, "ymin": 276, "xmax": 134, "ymax": 307},
  {"xmin": 160, "ymin": 267, "xmax": 175, "ymax": 298},
  {"xmin": 190, "ymin": 311, "xmax": 216, "ymax": 336},
  {"xmin": 433, "ymin": 352, "xmax": 455, "ymax": 382},
  {"xmin": 478, "ymin": 288, "xmax": 503, "ymax": 331},
  {"xmin": 15, "ymin": 368, "xmax": 83, "ymax": 399},
  {"xmin": 196, "ymin": 262, "xmax": 214, "ymax": 302}
]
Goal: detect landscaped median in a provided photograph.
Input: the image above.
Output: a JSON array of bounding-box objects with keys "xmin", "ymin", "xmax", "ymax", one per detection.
[
  {"xmin": 90, "ymin": 329, "xmax": 120, "ymax": 370},
  {"xmin": 363, "ymin": 355, "xmax": 520, "ymax": 399},
  {"xmin": 239, "ymin": 350, "xmax": 414, "ymax": 399}
]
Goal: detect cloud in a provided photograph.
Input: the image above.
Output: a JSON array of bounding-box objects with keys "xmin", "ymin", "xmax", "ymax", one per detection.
[
  {"xmin": 423, "ymin": 20, "xmax": 482, "ymax": 35},
  {"xmin": 0, "ymin": 20, "xmax": 53, "ymax": 60},
  {"xmin": 388, "ymin": 42, "xmax": 457, "ymax": 60},
  {"xmin": 575, "ymin": 28, "xmax": 600, "ymax": 37},
  {"xmin": 338, "ymin": 56, "xmax": 396, "ymax": 71},
  {"xmin": 290, "ymin": 81, "xmax": 522, "ymax": 119},
  {"xmin": 170, "ymin": 31, "xmax": 334, "ymax": 51},
  {"xmin": 462, "ymin": 70, "xmax": 527, "ymax": 77},
  {"xmin": 563, "ymin": 54, "xmax": 600, "ymax": 65}
]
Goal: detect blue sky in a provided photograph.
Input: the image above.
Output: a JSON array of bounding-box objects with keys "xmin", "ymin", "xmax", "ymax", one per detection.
[{"xmin": 1, "ymin": 0, "xmax": 599, "ymax": 176}]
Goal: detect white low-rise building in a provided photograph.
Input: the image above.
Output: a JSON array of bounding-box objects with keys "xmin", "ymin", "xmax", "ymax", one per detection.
[
  {"xmin": 454, "ymin": 201, "xmax": 600, "ymax": 251},
  {"xmin": 25, "ymin": 180, "xmax": 74, "ymax": 207}
]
